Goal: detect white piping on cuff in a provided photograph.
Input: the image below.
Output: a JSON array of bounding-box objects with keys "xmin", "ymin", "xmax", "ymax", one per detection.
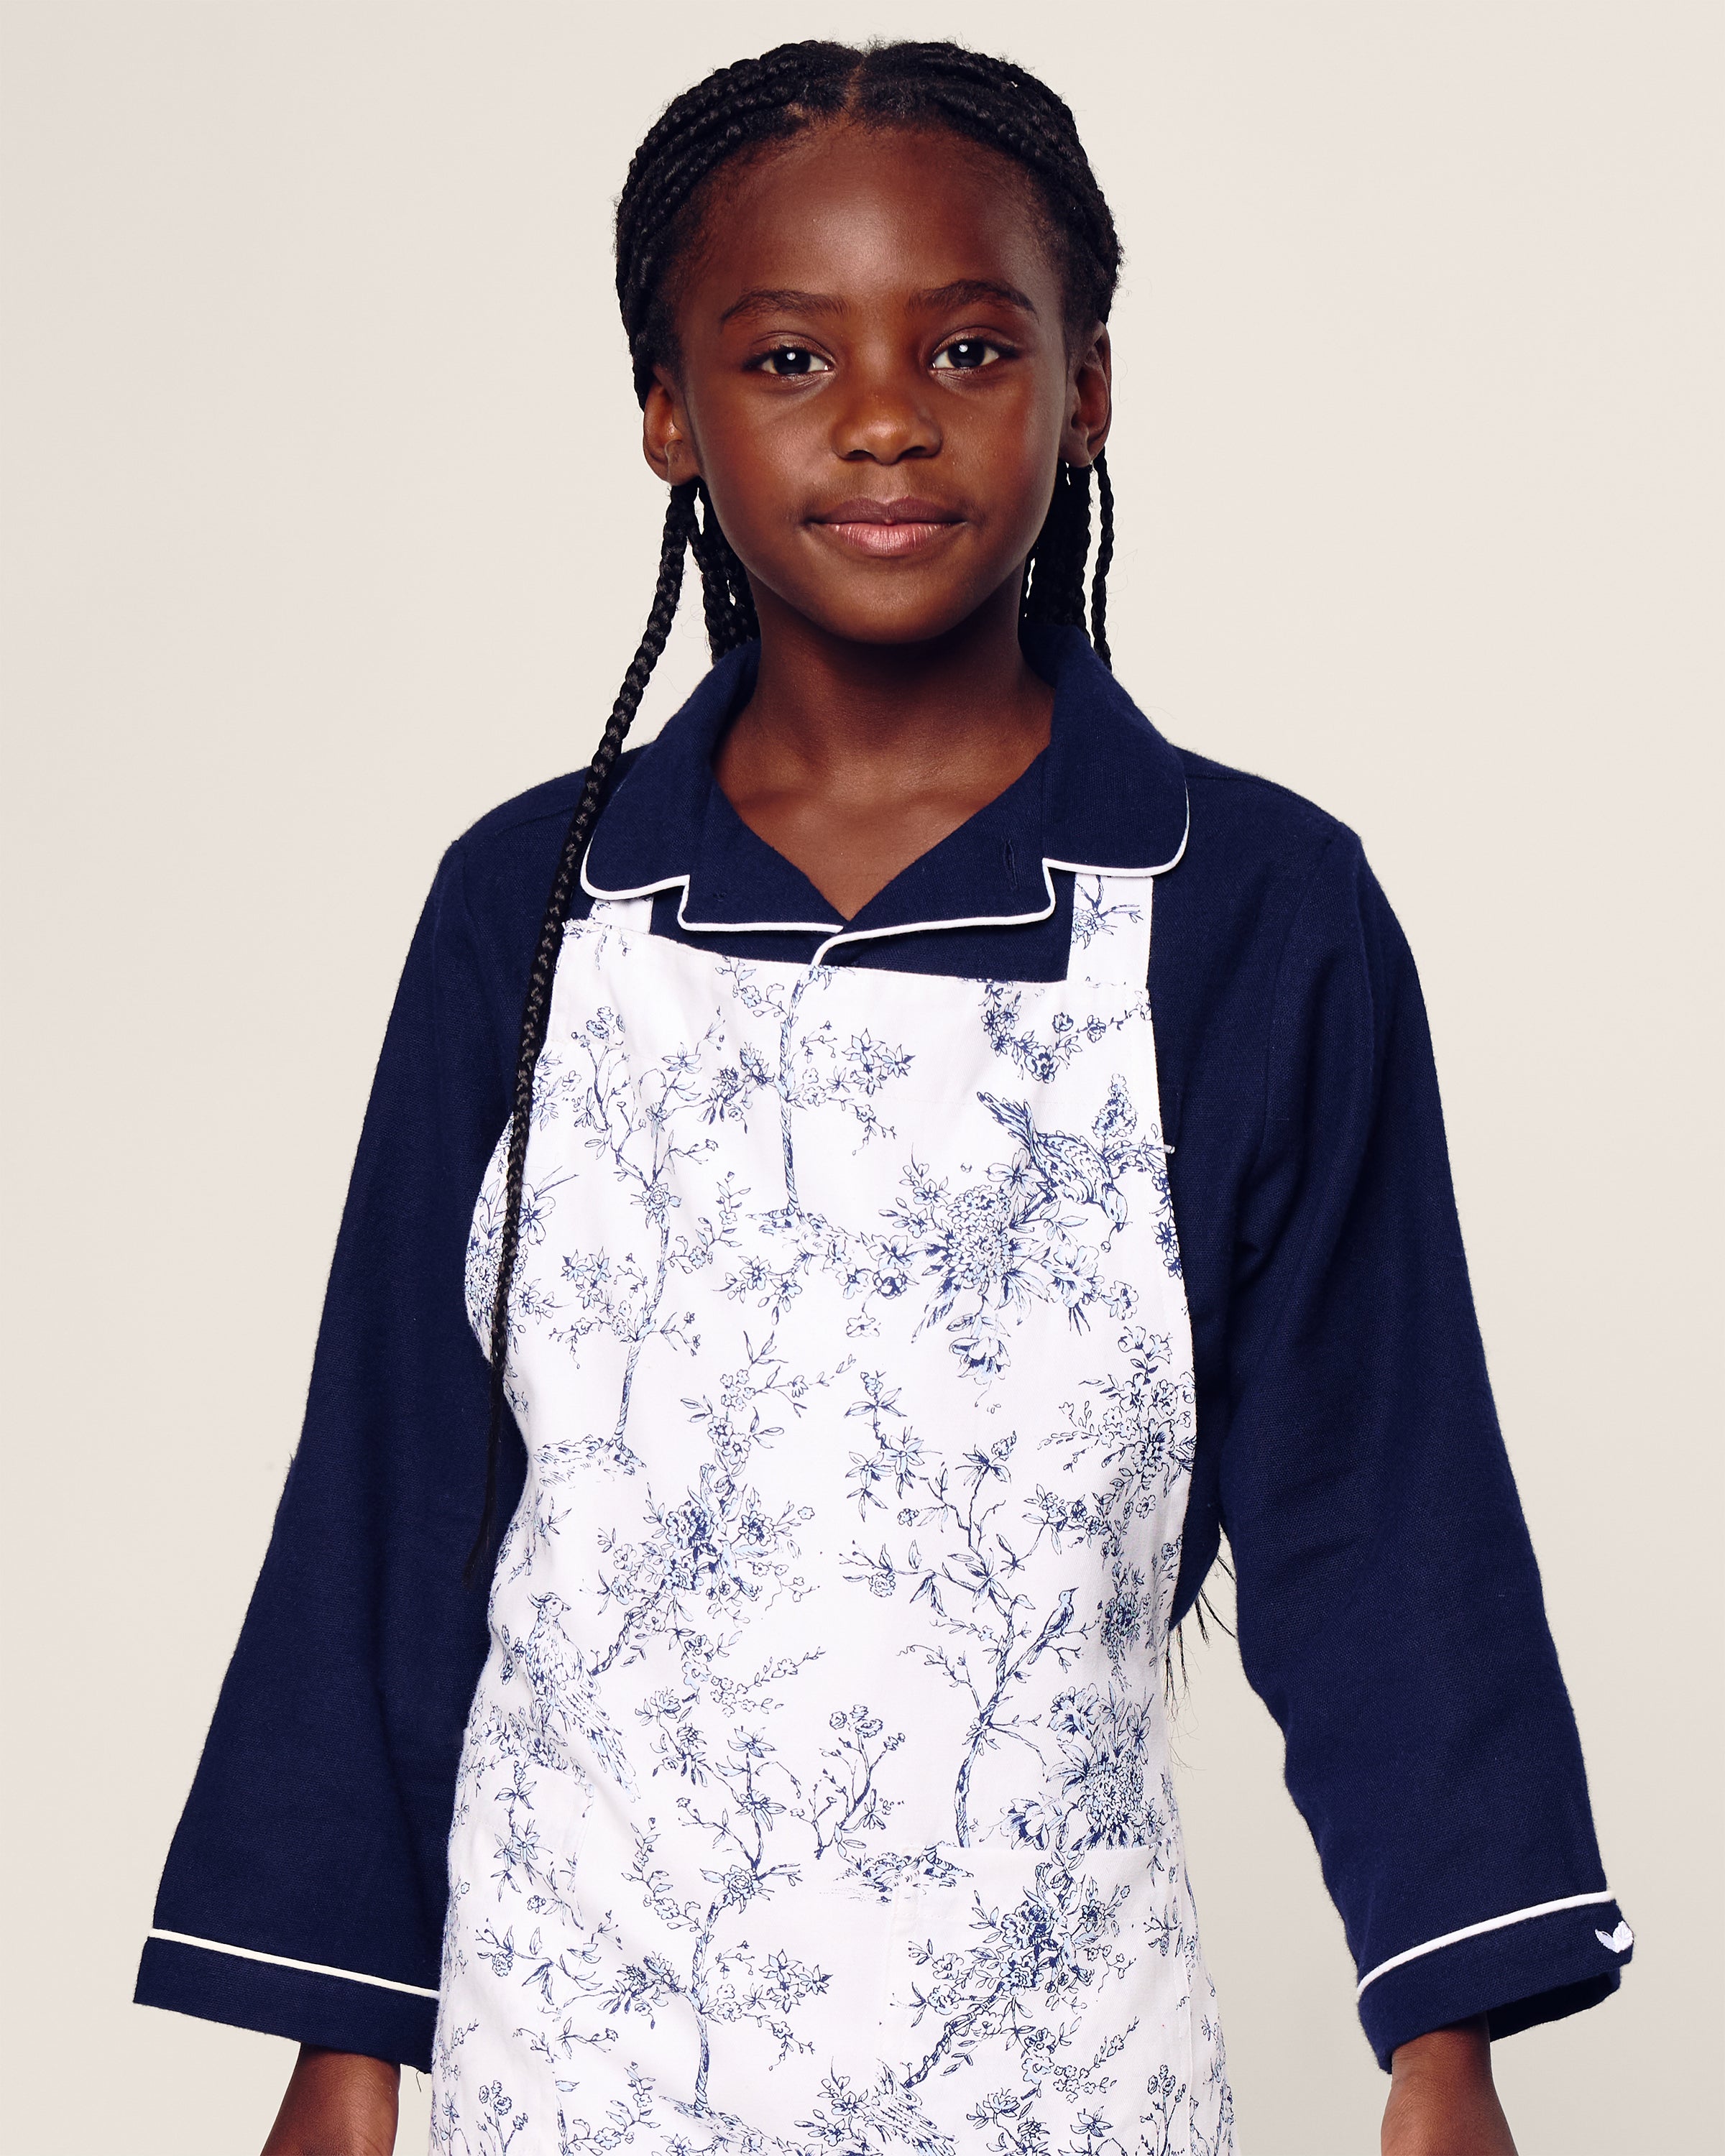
[
  {"xmin": 147, "ymin": 1927, "xmax": 440, "ymax": 1999},
  {"xmin": 1355, "ymin": 1891, "xmax": 1617, "ymax": 1999}
]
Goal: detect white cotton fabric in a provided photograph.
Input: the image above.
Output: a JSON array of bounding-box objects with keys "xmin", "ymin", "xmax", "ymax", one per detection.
[{"xmin": 434, "ymin": 877, "xmax": 1233, "ymax": 2156}]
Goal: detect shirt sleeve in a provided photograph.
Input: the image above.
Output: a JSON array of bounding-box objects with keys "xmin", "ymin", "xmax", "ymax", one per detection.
[
  {"xmin": 1219, "ymin": 829, "xmax": 1629, "ymax": 2070},
  {"xmin": 134, "ymin": 843, "xmax": 523, "ymax": 2070}
]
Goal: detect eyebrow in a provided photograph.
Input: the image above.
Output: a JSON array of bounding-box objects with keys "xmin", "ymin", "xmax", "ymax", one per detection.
[
  {"xmin": 718, "ymin": 277, "xmax": 1040, "ymax": 328},
  {"xmin": 912, "ymin": 278, "xmax": 1039, "ymax": 316},
  {"xmin": 719, "ymin": 287, "xmax": 843, "ymax": 327}
]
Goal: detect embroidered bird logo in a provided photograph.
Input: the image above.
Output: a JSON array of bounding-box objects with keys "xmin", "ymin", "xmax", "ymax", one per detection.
[{"xmin": 978, "ymin": 1083, "xmax": 1143, "ymax": 1230}]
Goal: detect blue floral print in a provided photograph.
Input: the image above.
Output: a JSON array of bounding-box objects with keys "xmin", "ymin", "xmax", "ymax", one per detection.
[{"xmin": 435, "ymin": 876, "xmax": 1232, "ymax": 2155}]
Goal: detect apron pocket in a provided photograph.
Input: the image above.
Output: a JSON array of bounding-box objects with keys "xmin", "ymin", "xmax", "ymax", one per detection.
[{"xmin": 697, "ymin": 1871, "xmax": 904, "ymax": 2137}]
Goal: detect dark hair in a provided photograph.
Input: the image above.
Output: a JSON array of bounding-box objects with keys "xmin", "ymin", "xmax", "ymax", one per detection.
[{"xmin": 468, "ymin": 40, "xmax": 1123, "ymax": 1575}]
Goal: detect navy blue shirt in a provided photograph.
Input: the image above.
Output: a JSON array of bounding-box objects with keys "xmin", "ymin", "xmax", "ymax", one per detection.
[{"xmin": 136, "ymin": 627, "xmax": 1627, "ymax": 2074}]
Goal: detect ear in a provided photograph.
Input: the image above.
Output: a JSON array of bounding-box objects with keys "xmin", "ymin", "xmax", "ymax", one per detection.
[
  {"xmin": 643, "ymin": 365, "xmax": 702, "ymax": 484},
  {"xmin": 1060, "ymin": 325, "xmax": 1112, "ymax": 468}
]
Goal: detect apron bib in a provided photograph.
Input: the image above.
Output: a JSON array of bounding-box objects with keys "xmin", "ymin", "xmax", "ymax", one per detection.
[{"xmin": 433, "ymin": 875, "xmax": 1233, "ymax": 2156}]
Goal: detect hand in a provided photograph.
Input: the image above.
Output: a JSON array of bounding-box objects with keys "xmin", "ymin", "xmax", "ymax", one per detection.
[
  {"xmin": 261, "ymin": 2045, "xmax": 400, "ymax": 2156},
  {"xmin": 1381, "ymin": 2018, "xmax": 1517, "ymax": 2156}
]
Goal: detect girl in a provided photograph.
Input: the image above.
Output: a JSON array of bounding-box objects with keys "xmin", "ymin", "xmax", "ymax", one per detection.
[{"xmin": 137, "ymin": 41, "xmax": 1629, "ymax": 2156}]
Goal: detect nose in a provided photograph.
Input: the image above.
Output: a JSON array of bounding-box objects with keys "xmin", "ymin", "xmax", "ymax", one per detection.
[{"xmin": 829, "ymin": 351, "xmax": 942, "ymax": 464}]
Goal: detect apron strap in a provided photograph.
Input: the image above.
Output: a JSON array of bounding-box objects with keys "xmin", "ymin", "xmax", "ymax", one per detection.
[
  {"xmin": 1068, "ymin": 871, "xmax": 1157, "ymax": 994},
  {"xmin": 583, "ymin": 893, "xmax": 656, "ymax": 934}
]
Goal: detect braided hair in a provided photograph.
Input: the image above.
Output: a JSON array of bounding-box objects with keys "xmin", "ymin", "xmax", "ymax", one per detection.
[{"xmin": 468, "ymin": 41, "xmax": 1123, "ymax": 1575}]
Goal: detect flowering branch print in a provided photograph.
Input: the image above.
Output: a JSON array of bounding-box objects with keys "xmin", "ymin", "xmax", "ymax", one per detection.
[
  {"xmin": 714, "ymin": 960, "xmax": 914, "ymax": 1208},
  {"xmin": 809, "ymin": 1703, "xmax": 906, "ymax": 1861},
  {"xmin": 800, "ymin": 2066, "xmax": 957, "ymax": 2156},
  {"xmin": 840, "ymin": 1372, "xmax": 1098, "ymax": 1846},
  {"xmin": 1038, "ymin": 1330, "xmax": 1196, "ymax": 1567},
  {"xmin": 535, "ymin": 1010, "xmax": 742, "ymax": 1457},
  {"xmin": 602, "ymin": 1825, "xmax": 832, "ymax": 2115},
  {"xmin": 1070, "ymin": 877, "xmax": 1144, "ymax": 955},
  {"xmin": 441, "ymin": 883, "xmax": 1230, "ymax": 2153},
  {"xmin": 899, "ymin": 1858, "xmax": 1129, "ymax": 2088}
]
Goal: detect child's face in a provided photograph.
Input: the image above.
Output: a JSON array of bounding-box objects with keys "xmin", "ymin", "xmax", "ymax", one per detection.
[{"xmin": 644, "ymin": 122, "xmax": 1111, "ymax": 649}]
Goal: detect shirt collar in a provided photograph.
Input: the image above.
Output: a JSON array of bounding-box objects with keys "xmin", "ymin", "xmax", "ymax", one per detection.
[{"xmin": 582, "ymin": 624, "xmax": 1189, "ymax": 954}]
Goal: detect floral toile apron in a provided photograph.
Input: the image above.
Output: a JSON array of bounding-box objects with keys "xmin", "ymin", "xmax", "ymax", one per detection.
[{"xmin": 433, "ymin": 872, "xmax": 1234, "ymax": 2156}]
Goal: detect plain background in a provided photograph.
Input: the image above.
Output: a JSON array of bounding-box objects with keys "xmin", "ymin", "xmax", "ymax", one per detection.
[{"xmin": 3, "ymin": 4, "xmax": 1720, "ymax": 2150}]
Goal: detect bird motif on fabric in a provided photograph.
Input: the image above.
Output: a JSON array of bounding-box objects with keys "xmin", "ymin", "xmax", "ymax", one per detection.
[{"xmin": 977, "ymin": 1077, "xmax": 1153, "ymax": 1232}]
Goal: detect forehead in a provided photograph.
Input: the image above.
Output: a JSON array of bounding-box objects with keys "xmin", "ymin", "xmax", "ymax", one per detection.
[{"xmin": 679, "ymin": 122, "xmax": 1065, "ymax": 319}]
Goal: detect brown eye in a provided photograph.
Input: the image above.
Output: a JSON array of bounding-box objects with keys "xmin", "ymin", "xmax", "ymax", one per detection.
[
  {"xmin": 932, "ymin": 338, "xmax": 1003, "ymax": 372},
  {"xmin": 756, "ymin": 346, "xmax": 831, "ymax": 377}
]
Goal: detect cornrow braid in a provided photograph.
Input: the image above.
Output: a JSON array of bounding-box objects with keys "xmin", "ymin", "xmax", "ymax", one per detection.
[
  {"xmin": 854, "ymin": 45, "xmax": 1119, "ymax": 327},
  {"xmin": 616, "ymin": 46, "xmax": 857, "ymax": 400},
  {"xmin": 617, "ymin": 40, "xmax": 1121, "ymax": 404},
  {"xmin": 470, "ymin": 41, "xmax": 1128, "ymax": 1575}
]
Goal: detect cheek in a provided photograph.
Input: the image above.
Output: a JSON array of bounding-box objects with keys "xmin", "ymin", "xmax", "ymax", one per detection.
[
  {"xmin": 1000, "ymin": 415, "xmax": 1065, "ymax": 514},
  {"xmin": 950, "ymin": 387, "xmax": 1066, "ymax": 540},
  {"xmin": 690, "ymin": 399, "xmax": 816, "ymax": 548}
]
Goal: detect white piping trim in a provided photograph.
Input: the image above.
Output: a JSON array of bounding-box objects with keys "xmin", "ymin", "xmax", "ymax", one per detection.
[
  {"xmin": 678, "ymin": 888, "xmax": 840, "ymax": 936},
  {"xmin": 580, "ymin": 854, "xmax": 842, "ymax": 937},
  {"xmin": 810, "ymin": 821, "xmax": 1190, "ymax": 965},
  {"xmin": 147, "ymin": 1928, "xmax": 441, "ymax": 2000},
  {"xmin": 577, "ymin": 837, "xmax": 681, "ymax": 908},
  {"xmin": 581, "ymin": 783, "xmax": 1192, "ymax": 968},
  {"xmin": 812, "ymin": 882, "xmax": 1059, "ymax": 966},
  {"xmin": 1354, "ymin": 1892, "xmax": 1617, "ymax": 1999}
]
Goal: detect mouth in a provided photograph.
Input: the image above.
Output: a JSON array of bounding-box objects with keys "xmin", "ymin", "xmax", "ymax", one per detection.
[{"xmin": 809, "ymin": 497, "xmax": 965, "ymax": 558}]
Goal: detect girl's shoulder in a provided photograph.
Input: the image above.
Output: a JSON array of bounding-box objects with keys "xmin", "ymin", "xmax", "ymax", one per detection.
[
  {"xmin": 440, "ymin": 745, "xmax": 652, "ymax": 919},
  {"xmin": 404, "ymin": 749, "xmax": 655, "ymax": 1027},
  {"xmin": 1152, "ymin": 747, "xmax": 1418, "ymax": 1063},
  {"xmin": 1165, "ymin": 742, "xmax": 1377, "ymax": 936},
  {"xmin": 453, "ymin": 743, "xmax": 655, "ymax": 865},
  {"xmin": 1174, "ymin": 743, "xmax": 1353, "ymax": 861}
]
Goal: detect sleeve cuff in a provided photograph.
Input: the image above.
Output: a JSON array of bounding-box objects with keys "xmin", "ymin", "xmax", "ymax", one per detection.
[
  {"xmin": 1356, "ymin": 1894, "xmax": 1632, "ymax": 2070},
  {"xmin": 134, "ymin": 1931, "xmax": 439, "ymax": 2072}
]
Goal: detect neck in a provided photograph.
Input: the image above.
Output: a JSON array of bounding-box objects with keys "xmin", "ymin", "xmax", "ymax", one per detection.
[{"xmin": 730, "ymin": 573, "xmax": 1051, "ymax": 791}]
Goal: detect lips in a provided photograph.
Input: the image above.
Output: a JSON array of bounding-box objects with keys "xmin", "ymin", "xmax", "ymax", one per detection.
[{"xmin": 810, "ymin": 497, "xmax": 964, "ymax": 558}]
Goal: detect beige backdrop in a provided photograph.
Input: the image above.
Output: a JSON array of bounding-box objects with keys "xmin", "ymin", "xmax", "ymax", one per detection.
[{"xmin": 3, "ymin": 4, "xmax": 1720, "ymax": 2151}]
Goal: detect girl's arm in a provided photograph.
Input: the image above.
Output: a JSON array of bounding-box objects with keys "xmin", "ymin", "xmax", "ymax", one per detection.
[
  {"xmin": 1165, "ymin": 808, "xmax": 1628, "ymax": 2074},
  {"xmin": 135, "ymin": 776, "xmax": 590, "ymax": 2079},
  {"xmin": 261, "ymin": 2047, "xmax": 399, "ymax": 2156},
  {"xmin": 133, "ymin": 838, "xmax": 509, "ymax": 2063}
]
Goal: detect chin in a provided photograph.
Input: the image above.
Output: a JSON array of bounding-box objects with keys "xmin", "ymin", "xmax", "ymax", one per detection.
[
  {"xmin": 832, "ymin": 611, "xmax": 979, "ymax": 648},
  {"xmin": 776, "ymin": 577, "xmax": 1011, "ymax": 650}
]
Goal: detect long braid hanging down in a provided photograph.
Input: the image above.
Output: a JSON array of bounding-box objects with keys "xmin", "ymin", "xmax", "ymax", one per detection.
[
  {"xmin": 470, "ymin": 40, "xmax": 1126, "ymax": 1575},
  {"xmin": 1021, "ymin": 451, "xmax": 1116, "ymax": 665},
  {"xmin": 1090, "ymin": 451, "xmax": 1116, "ymax": 667},
  {"xmin": 466, "ymin": 482, "xmax": 696, "ymax": 1574}
]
